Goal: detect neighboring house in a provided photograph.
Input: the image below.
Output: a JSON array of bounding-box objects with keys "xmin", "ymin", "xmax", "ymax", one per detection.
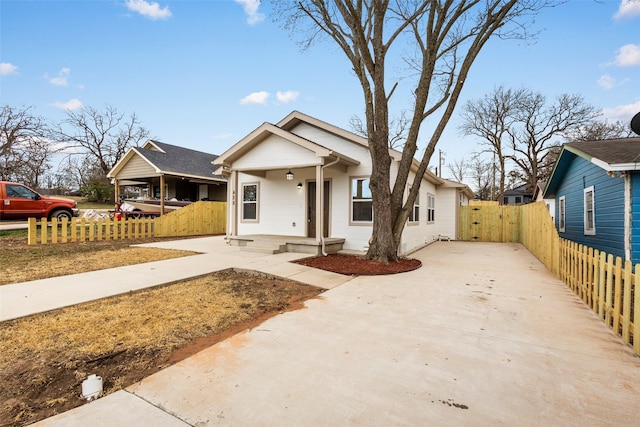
[
  {"xmin": 108, "ymin": 140, "xmax": 227, "ymax": 206},
  {"xmin": 213, "ymin": 111, "xmax": 474, "ymax": 255},
  {"xmin": 503, "ymin": 183, "xmax": 533, "ymax": 205},
  {"xmin": 543, "ymin": 137, "xmax": 640, "ymax": 264},
  {"xmin": 533, "ymin": 181, "xmax": 555, "ymax": 222}
]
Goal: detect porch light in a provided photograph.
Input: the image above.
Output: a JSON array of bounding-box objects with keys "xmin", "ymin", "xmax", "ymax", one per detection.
[
  {"xmin": 297, "ymin": 182, "xmax": 303, "ymax": 190},
  {"xmin": 286, "ymin": 170, "xmax": 294, "ymax": 180}
]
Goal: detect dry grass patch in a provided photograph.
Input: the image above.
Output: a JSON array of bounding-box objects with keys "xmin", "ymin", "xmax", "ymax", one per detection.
[
  {"xmin": 0, "ymin": 238, "xmax": 197, "ymax": 285},
  {"xmin": 0, "ymin": 269, "xmax": 323, "ymax": 427}
]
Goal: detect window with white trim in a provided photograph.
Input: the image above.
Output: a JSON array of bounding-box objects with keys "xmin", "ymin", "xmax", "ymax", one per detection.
[
  {"xmin": 584, "ymin": 186, "xmax": 595, "ymax": 235},
  {"xmin": 242, "ymin": 183, "xmax": 259, "ymax": 221},
  {"xmin": 351, "ymin": 177, "xmax": 372, "ymax": 223},
  {"xmin": 408, "ymin": 187, "xmax": 419, "ymax": 223},
  {"xmin": 558, "ymin": 196, "xmax": 565, "ymax": 232},
  {"xmin": 427, "ymin": 193, "xmax": 435, "ymax": 223}
]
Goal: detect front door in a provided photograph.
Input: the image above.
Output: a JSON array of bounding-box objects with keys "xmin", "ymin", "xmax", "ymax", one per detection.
[{"xmin": 307, "ymin": 181, "xmax": 330, "ymax": 238}]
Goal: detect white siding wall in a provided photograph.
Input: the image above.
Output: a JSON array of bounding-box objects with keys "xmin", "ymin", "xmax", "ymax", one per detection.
[
  {"xmin": 399, "ymin": 172, "xmax": 438, "ymax": 254},
  {"xmin": 434, "ymin": 188, "xmax": 458, "ymax": 240},
  {"xmin": 234, "ymin": 135, "xmax": 321, "ymax": 170}
]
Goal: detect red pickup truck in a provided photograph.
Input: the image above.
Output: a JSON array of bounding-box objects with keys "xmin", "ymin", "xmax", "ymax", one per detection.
[{"xmin": 0, "ymin": 181, "xmax": 80, "ymax": 221}]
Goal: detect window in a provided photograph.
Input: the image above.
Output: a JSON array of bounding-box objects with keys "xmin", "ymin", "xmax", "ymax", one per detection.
[
  {"xmin": 515, "ymin": 196, "xmax": 522, "ymax": 204},
  {"xmin": 351, "ymin": 177, "xmax": 372, "ymax": 222},
  {"xmin": 242, "ymin": 183, "xmax": 258, "ymax": 221},
  {"xmin": 427, "ymin": 194, "xmax": 435, "ymax": 223},
  {"xmin": 408, "ymin": 188, "xmax": 419, "ymax": 223},
  {"xmin": 558, "ymin": 196, "xmax": 565, "ymax": 232},
  {"xmin": 6, "ymin": 184, "xmax": 37, "ymax": 199},
  {"xmin": 584, "ymin": 186, "xmax": 595, "ymax": 235}
]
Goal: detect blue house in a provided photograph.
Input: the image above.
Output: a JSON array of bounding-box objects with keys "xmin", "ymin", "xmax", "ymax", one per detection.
[{"xmin": 543, "ymin": 137, "xmax": 640, "ymax": 264}]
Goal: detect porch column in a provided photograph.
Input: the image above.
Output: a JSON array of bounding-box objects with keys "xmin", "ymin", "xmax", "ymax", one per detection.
[
  {"xmin": 316, "ymin": 164, "xmax": 323, "ymax": 242},
  {"xmin": 230, "ymin": 170, "xmax": 238, "ymax": 237},
  {"xmin": 113, "ymin": 179, "xmax": 119, "ymax": 202},
  {"xmin": 160, "ymin": 175, "xmax": 165, "ymax": 215}
]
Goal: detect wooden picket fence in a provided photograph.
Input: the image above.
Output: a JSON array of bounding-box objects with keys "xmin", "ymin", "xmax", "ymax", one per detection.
[
  {"xmin": 460, "ymin": 200, "xmax": 639, "ymax": 355},
  {"xmin": 28, "ymin": 201, "xmax": 226, "ymax": 245}
]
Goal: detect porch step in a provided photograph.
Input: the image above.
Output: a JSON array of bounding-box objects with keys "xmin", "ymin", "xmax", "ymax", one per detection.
[{"xmin": 240, "ymin": 242, "xmax": 286, "ymax": 254}]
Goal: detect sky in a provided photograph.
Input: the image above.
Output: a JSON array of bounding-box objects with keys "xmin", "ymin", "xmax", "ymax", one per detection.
[{"xmin": 1, "ymin": 0, "xmax": 639, "ymax": 183}]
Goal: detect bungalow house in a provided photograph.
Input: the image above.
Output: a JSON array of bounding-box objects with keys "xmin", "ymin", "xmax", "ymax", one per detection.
[
  {"xmin": 107, "ymin": 140, "xmax": 227, "ymax": 213},
  {"xmin": 543, "ymin": 137, "xmax": 640, "ymax": 264},
  {"xmin": 213, "ymin": 111, "xmax": 473, "ymax": 255},
  {"xmin": 503, "ymin": 183, "xmax": 533, "ymax": 205}
]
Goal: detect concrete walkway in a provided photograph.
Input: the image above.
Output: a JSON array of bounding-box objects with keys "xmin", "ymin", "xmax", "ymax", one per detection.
[
  {"xmin": 0, "ymin": 236, "xmax": 350, "ymax": 321},
  {"xmin": 5, "ymin": 239, "xmax": 638, "ymax": 426}
]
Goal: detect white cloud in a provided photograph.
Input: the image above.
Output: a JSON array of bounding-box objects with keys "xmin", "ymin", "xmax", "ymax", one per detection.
[
  {"xmin": 48, "ymin": 67, "xmax": 71, "ymax": 86},
  {"xmin": 276, "ymin": 90, "xmax": 300, "ymax": 104},
  {"xmin": 240, "ymin": 91, "xmax": 270, "ymax": 105},
  {"xmin": 0, "ymin": 62, "xmax": 18, "ymax": 75},
  {"xmin": 235, "ymin": 0, "xmax": 264, "ymax": 25},
  {"xmin": 601, "ymin": 100, "xmax": 640, "ymax": 122},
  {"xmin": 597, "ymin": 74, "xmax": 616, "ymax": 90},
  {"xmin": 52, "ymin": 99, "xmax": 84, "ymax": 111},
  {"xmin": 596, "ymin": 74, "xmax": 630, "ymax": 90},
  {"xmin": 614, "ymin": 0, "xmax": 640, "ymax": 20},
  {"xmin": 614, "ymin": 44, "xmax": 640, "ymax": 66},
  {"xmin": 125, "ymin": 0, "xmax": 172, "ymax": 21}
]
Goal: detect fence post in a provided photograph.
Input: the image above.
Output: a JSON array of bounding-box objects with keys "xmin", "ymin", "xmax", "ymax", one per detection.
[
  {"xmin": 633, "ymin": 264, "xmax": 640, "ymax": 355},
  {"xmin": 621, "ymin": 260, "xmax": 632, "ymax": 344},
  {"xmin": 27, "ymin": 217, "xmax": 37, "ymax": 245},
  {"xmin": 613, "ymin": 257, "xmax": 623, "ymax": 335}
]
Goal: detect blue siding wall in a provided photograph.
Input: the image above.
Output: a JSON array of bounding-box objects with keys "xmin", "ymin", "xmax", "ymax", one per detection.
[{"xmin": 555, "ymin": 156, "xmax": 625, "ymax": 260}]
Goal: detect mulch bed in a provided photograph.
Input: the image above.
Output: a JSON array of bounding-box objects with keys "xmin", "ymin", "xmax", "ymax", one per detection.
[{"xmin": 294, "ymin": 253, "xmax": 421, "ymax": 275}]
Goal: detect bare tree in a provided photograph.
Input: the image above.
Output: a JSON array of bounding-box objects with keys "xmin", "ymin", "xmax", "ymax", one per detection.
[
  {"xmin": 469, "ymin": 158, "xmax": 492, "ymax": 200},
  {"xmin": 53, "ymin": 105, "xmax": 149, "ymax": 176},
  {"xmin": 0, "ymin": 105, "xmax": 54, "ymax": 187},
  {"xmin": 276, "ymin": 0, "xmax": 555, "ymax": 262},
  {"xmin": 564, "ymin": 119, "xmax": 634, "ymax": 141},
  {"xmin": 446, "ymin": 157, "xmax": 468, "ymax": 183},
  {"xmin": 459, "ymin": 86, "xmax": 527, "ymax": 203},
  {"xmin": 508, "ymin": 92, "xmax": 598, "ymax": 190}
]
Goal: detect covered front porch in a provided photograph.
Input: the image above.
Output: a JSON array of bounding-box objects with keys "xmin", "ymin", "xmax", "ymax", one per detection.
[{"xmin": 228, "ymin": 234, "xmax": 346, "ymax": 255}]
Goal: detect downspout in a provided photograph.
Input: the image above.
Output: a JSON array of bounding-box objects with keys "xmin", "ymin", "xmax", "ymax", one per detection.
[
  {"xmin": 624, "ymin": 173, "xmax": 631, "ymax": 261},
  {"xmin": 321, "ymin": 156, "xmax": 341, "ymax": 256}
]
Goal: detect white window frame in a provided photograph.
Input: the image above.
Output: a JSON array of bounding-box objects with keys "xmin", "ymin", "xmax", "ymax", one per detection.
[
  {"xmin": 408, "ymin": 186, "xmax": 419, "ymax": 224},
  {"xmin": 350, "ymin": 177, "xmax": 373, "ymax": 224},
  {"xmin": 584, "ymin": 186, "xmax": 595, "ymax": 235},
  {"xmin": 241, "ymin": 182, "xmax": 259, "ymax": 222},
  {"xmin": 558, "ymin": 196, "xmax": 565, "ymax": 232},
  {"xmin": 427, "ymin": 193, "xmax": 435, "ymax": 223}
]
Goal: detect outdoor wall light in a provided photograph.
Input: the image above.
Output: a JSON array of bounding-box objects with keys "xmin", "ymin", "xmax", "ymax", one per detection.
[
  {"xmin": 286, "ymin": 170, "xmax": 294, "ymax": 180},
  {"xmin": 297, "ymin": 182, "xmax": 303, "ymax": 190}
]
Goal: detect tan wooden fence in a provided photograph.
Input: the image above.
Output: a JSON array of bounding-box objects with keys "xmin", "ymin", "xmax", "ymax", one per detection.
[
  {"xmin": 459, "ymin": 200, "xmax": 639, "ymax": 355},
  {"xmin": 28, "ymin": 201, "xmax": 226, "ymax": 245}
]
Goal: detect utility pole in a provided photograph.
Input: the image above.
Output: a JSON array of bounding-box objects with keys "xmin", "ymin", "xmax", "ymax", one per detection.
[{"xmin": 438, "ymin": 150, "xmax": 444, "ymax": 178}]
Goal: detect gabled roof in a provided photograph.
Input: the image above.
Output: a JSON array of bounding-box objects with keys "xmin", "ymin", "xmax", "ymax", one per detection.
[
  {"xmin": 504, "ymin": 183, "xmax": 532, "ymax": 196},
  {"xmin": 564, "ymin": 137, "xmax": 640, "ymax": 170},
  {"xmin": 213, "ymin": 113, "xmax": 364, "ymax": 173},
  {"xmin": 544, "ymin": 137, "xmax": 640, "ymax": 197},
  {"xmin": 108, "ymin": 140, "xmax": 224, "ymax": 182},
  {"xmin": 438, "ymin": 177, "xmax": 475, "ymax": 199}
]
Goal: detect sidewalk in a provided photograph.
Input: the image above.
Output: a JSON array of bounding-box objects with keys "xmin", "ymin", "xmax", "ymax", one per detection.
[{"xmin": 7, "ymin": 239, "xmax": 640, "ymax": 426}]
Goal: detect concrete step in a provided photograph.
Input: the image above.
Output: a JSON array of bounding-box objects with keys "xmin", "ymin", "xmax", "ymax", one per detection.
[{"xmin": 240, "ymin": 242, "xmax": 286, "ymax": 254}]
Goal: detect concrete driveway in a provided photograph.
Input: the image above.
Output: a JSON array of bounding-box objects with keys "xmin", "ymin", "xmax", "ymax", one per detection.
[{"xmin": 34, "ymin": 241, "xmax": 640, "ymax": 426}]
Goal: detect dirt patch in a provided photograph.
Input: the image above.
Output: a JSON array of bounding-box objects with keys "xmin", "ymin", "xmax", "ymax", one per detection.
[
  {"xmin": 0, "ymin": 269, "xmax": 323, "ymax": 427},
  {"xmin": 294, "ymin": 253, "xmax": 421, "ymax": 275}
]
